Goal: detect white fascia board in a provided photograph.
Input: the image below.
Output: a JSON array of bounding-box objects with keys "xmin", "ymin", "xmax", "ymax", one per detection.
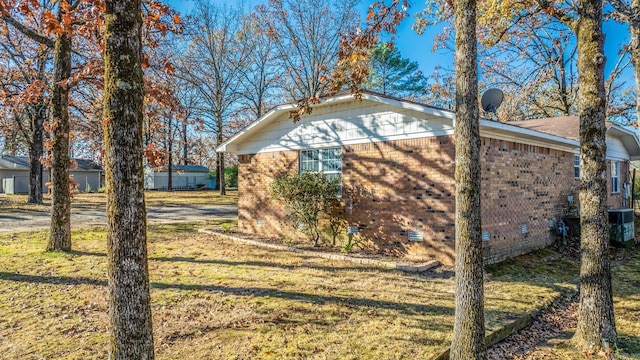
[{"xmin": 479, "ymin": 119, "xmax": 579, "ymax": 152}]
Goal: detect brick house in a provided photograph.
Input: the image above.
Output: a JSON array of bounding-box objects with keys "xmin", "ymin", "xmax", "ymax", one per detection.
[{"xmin": 217, "ymin": 92, "xmax": 640, "ymax": 264}]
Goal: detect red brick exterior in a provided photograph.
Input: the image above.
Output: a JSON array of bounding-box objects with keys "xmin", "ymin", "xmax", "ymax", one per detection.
[
  {"xmin": 236, "ymin": 135, "xmax": 630, "ymax": 265},
  {"xmin": 342, "ymin": 137, "xmax": 456, "ymax": 264},
  {"xmin": 479, "ymin": 138, "xmax": 578, "ymax": 263},
  {"xmin": 237, "ymin": 151, "xmax": 299, "ymax": 238}
]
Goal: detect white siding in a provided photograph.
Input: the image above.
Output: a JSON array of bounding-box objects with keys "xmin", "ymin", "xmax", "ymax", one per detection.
[
  {"xmin": 0, "ymin": 170, "xmax": 102, "ymax": 194},
  {"xmin": 148, "ymin": 171, "xmax": 210, "ymax": 190},
  {"xmin": 235, "ymin": 99, "xmax": 453, "ymax": 154},
  {"xmin": 606, "ymin": 135, "xmax": 629, "ymax": 161}
]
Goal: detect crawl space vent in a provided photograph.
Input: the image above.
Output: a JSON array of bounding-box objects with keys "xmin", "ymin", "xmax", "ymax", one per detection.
[{"xmin": 408, "ymin": 230, "xmax": 424, "ymax": 242}]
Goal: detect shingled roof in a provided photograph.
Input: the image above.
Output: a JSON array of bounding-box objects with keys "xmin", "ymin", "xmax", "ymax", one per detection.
[
  {"xmin": 511, "ymin": 116, "xmax": 619, "ymax": 141},
  {"xmin": 0, "ymin": 156, "xmax": 102, "ymax": 171},
  {"xmin": 510, "ymin": 116, "xmax": 581, "ymax": 141}
]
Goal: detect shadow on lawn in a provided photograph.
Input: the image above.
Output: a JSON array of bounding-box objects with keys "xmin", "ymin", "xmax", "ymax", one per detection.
[
  {"xmin": 149, "ymin": 255, "xmax": 401, "ymax": 273},
  {"xmin": 0, "ymin": 271, "xmax": 460, "ymax": 317}
]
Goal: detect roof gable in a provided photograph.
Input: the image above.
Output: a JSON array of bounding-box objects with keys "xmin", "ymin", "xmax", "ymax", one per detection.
[
  {"xmin": 217, "ymin": 91, "xmax": 456, "ymax": 154},
  {"xmin": 216, "ymin": 93, "xmax": 640, "ymax": 160}
]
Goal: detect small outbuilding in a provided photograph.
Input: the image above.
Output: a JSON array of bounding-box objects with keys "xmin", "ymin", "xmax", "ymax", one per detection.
[
  {"xmin": 144, "ymin": 164, "xmax": 211, "ymax": 190},
  {"xmin": 0, "ymin": 156, "xmax": 103, "ymax": 194}
]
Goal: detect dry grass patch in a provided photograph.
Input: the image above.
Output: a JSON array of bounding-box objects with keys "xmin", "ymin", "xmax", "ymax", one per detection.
[
  {"xmin": 0, "ymin": 190, "xmax": 237, "ymax": 213},
  {"xmin": 0, "ymin": 224, "xmax": 587, "ymax": 359}
]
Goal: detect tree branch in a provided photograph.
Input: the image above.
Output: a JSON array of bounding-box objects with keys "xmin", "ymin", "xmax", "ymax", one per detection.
[{"xmin": 0, "ymin": 14, "xmax": 54, "ymax": 48}]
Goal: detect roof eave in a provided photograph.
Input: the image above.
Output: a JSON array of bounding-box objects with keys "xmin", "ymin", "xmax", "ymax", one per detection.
[{"xmin": 607, "ymin": 125, "xmax": 640, "ymax": 159}]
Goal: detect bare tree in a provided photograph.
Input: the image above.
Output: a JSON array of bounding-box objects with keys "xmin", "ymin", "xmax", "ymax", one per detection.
[
  {"xmin": 0, "ymin": 20, "xmax": 51, "ymax": 204},
  {"xmin": 609, "ymin": 0, "xmax": 640, "ymax": 123},
  {"xmin": 257, "ymin": 0, "xmax": 359, "ymax": 101},
  {"xmin": 237, "ymin": 12, "xmax": 285, "ymax": 120},
  {"xmin": 178, "ymin": 1, "xmax": 250, "ymax": 195}
]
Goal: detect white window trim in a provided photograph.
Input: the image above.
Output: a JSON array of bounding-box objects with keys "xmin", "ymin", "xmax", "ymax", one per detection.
[
  {"xmin": 300, "ymin": 147, "xmax": 343, "ymax": 196},
  {"xmin": 300, "ymin": 147, "xmax": 342, "ymax": 176},
  {"xmin": 611, "ymin": 160, "xmax": 620, "ymax": 194},
  {"xmin": 574, "ymin": 154, "xmax": 580, "ymax": 179}
]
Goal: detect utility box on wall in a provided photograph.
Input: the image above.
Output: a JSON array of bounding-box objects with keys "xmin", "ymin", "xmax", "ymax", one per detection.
[{"xmin": 608, "ymin": 208, "xmax": 635, "ymax": 244}]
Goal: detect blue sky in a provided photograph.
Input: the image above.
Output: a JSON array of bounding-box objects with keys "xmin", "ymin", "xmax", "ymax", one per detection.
[{"xmin": 166, "ymin": 0, "xmax": 633, "ymax": 86}]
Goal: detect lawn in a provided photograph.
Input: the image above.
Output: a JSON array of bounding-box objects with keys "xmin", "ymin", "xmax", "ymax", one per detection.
[
  {"xmin": 0, "ymin": 190, "xmax": 237, "ymax": 212},
  {"xmin": 0, "ymin": 223, "xmax": 637, "ymax": 359}
]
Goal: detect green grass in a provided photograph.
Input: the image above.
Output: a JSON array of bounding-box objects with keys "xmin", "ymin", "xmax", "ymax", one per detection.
[{"xmin": 0, "ymin": 224, "xmax": 637, "ymax": 359}]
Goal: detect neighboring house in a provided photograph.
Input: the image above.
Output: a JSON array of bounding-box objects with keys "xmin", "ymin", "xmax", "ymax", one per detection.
[
  {"xmin": 144, "ymin": 164, "xmax": 211, "ymax": 190},
  {"xmin": 0, "ymin": 156, "xmax": 103, "ymax": 194},
  {"xmin": 216, "ymin": 91, "xmax": 640, "ymax": 264}
]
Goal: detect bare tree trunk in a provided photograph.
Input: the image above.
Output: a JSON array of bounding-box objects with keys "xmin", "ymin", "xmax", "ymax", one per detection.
[
  {"xmin": 28, "ymin": 103, "xmax": 46, "ymax": 204},
  {"xmin": 450, "ymin": 0, "xmax": 486, "ymax": 359},
  {"xmin": 46, "ymin": 3, "xmax": 72, "ymax": 252},
  {"xmin": 216, "ymin": 121, "xmax": 225, "ymax": 194},
  {"xmin": 574, "ymin": 0, "xmax": 617, "ymax": 352},
  {"xmin": 182, "ymin": 121, "xmax": 188, "ymax": 165},
  {"xmin": 104, "ymin": 0, "xmax": 154, "ymax": 358},
  {"xmin": 214, "ymin": 156, "xmax": 220, "ymax": 191},
  {"xmin": 218, "ymin": 151, "xmax": 226, "ymax": 195},
  {"xmin": 167, "ymin": 145, "xmax": 172, "ymax": 191}
]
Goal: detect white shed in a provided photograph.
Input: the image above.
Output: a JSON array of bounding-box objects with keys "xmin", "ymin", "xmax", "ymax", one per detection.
[
  {"xmin": 0, "ymin": 156, "xmax": 103, "ymax": 194},
  {"xmin": 144, "ymin": 164, "xmax": 211, "ymax": 190}
]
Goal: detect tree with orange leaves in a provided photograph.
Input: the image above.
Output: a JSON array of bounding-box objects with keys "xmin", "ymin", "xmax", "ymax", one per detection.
[{"xmin": 0, "ymin": 0, "xmax": 180, "ymax": 252}]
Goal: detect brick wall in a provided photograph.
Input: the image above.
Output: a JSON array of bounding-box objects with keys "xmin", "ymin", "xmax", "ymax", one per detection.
[
  {"xmin": 479, "ymin": 138, "xmax": 578, "ymax": 263},
  {"xmin": 237, "ymin": 151, "xmax": 299, "ymax": 238},
  {"xmin": 341, "ymin": 136, "xmax": 457, "ymax": 264},
  {"xmin": 235, "ymin": 136, "xmax": 619, "ymax": 265}
]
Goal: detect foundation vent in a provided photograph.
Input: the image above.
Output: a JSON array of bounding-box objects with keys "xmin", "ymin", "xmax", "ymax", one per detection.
[
  {"xmin": 408, "ymin": 230, "xmax": 424, "ymax": 242},
  {"xmin": 346, "ymin": 226, "xmax": 359, "ymax": 235}
]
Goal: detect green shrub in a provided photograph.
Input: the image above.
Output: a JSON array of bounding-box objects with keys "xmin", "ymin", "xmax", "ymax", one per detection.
[
  {"xmin": 224, "ymin": 165, "xmax": 239, "ymax": 188},
  {"xmin": 271, "ymin": 172, "xmax": 342, "ymax": 246},
  {"xmin": 221, "ymin": 223, "xmax": 233, "ymax": 233}
]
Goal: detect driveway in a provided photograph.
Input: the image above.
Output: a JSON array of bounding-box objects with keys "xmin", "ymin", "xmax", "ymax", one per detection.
[{"xmin": 0, "ymin": 204, "xmax": 238, "ymax": 233}]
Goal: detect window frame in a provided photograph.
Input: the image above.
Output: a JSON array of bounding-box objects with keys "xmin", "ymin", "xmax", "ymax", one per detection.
[
  {"xmin": 299, "ymin": 147, "xmax": 343, "ymax": 186},
  {"xmin": 611, "ymin": 160, "xmax": 620, "ymax": 193}
]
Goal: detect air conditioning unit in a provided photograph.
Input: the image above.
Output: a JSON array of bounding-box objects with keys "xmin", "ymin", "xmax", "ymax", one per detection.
[{"xmin": 608, "ymin": 209, "xmax": 634, "ymax": 244}]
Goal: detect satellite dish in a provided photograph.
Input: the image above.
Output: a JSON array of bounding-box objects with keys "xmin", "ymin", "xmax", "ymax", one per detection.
[{"xmin": 481, "ymin": 88, "xmax": 504, "ymax": 114}]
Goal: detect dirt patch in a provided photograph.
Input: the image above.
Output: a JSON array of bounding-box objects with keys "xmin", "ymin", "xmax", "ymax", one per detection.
[{"xmin": 204, "ymin": 227, "xmax": 433, "ymax": 266}]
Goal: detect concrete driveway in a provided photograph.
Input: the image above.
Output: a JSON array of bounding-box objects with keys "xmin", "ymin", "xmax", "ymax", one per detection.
[{"xmin": 0, "ymin": 204, "xmax": 238, "ymax": 233}]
